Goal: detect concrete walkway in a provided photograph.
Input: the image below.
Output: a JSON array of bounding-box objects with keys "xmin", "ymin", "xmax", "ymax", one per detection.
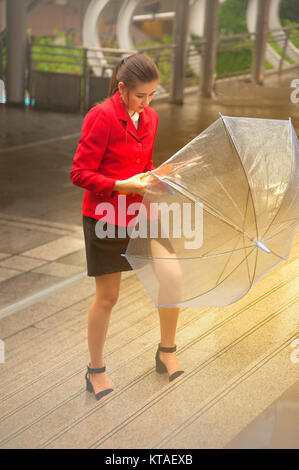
[
  {"xmin": 0, "ymin": 69, "xmax": 298, "ymax": 448},
  {"xmin": 0, "ymin": 235, "xmax": 298, "ymax": 449}
]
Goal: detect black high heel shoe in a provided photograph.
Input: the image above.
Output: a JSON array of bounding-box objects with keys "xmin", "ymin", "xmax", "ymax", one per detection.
[
  {"xmin": 85, "ymin": 364, "xmax": 114, "ymax": 400},
  {"xmin": 155, "ymin": 344, "xmax": 184, "ymax": 382}
]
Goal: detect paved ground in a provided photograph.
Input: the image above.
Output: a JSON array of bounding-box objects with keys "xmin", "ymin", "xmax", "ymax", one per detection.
[{"xmin": 0, "ymin": 68, "xmax": 298, "ymax": 448}]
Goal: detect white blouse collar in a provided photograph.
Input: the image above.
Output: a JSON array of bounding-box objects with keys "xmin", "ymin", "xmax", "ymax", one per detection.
[{"xmin": 130, "ymin": 111, "xmax": 139, "ymax": 122}]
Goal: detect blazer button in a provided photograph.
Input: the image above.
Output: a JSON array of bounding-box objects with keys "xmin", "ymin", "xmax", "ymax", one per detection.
[
  {"xmin": 138, "ymin": 143, "xmax": 142, "ymax": 147},
  {"xmin": 136, "ymin": 158, "xmax": 141, "ymax": 163}
]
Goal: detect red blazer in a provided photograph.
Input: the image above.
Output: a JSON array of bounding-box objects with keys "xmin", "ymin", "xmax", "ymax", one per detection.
[{"xmin": 70, "ymin": 90, "xmax": 158, "ymax": 226}]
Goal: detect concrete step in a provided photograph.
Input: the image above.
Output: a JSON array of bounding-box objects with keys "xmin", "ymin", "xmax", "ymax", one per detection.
[
  {"xmin": 0, "ymin": 235, "xmax": 297, "ymax": 448},
  {"xmin": 0, "ymin": 283, "xmax": 153, "ymax": 389},
  {"xmin": 1, "ymin": 238, "xmax": 298, "ymax": 392},
  {"xmin": 3, "ymin": 281, "xmax": 296, "ymax": 449}
]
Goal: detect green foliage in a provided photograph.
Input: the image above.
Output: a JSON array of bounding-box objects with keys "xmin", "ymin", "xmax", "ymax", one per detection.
[
  {"xmin": 215, "ymin": 0, "xmax": 298, "ymax": 75},
  {"xmin": 265, "ymin": 61, "xmax": 274, "ymax": 70},
  {"xmin": 218, "ymin": 0, "xmax": 249, "ymax": 35},
  {"xmin": 135, "ymin": 35, "xmax": 173, "ymax": 86},
  {"xmin": 280, "ymin": 0, "xmax": 299, "ymax": 24},
  {"xmin": 216, "ymin": 43, "xmax": 252, "ymax": 76},
  {"xmin": 281, "ymin": 19, "xmax": 299, "ymax": 49},
  {"xmin": 136, "ymin": 34, "xmax": 172, "ymax": 48},
  {"xmin": 26, "ymin": 2, "xmax": 299, "ymax": 82},
  {"xmin": 32, "ymin": 32, "xmax": 83, "ymax": 75},
  {"xmin": 185, "ymin": 65, "xmax": 198, "ymax": 86},
  {"xmin": 0, "ymin": 43, "xmax": 6, "ymax": 74},
  {"xmin": 268, "ymin": 33, "xmax": 294, "ymax": 64},
  {"xmin": 155, "ymin": 60, "xmax": 171, "ymax": 87}
]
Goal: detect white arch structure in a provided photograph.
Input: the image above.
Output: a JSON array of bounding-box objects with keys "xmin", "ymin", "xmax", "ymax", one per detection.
[
  {"xmin": 116, "ymin": 0, "xmax": 222, "ymax": 76},
  {"xmin": 82, "ymin": 0, "xmax": 114, "ymax": 76},
  {"xmin": 116, "ymin": 0, "xmax": 209, "ymax": 49},
  {"xmin": 266, "ymin": 0, "xmax": 299, "ymax": 64},
  {"xmin": 117, "ymin": 0, "xmax": 139, "ymax": 51},
  {"xmin": 247, "ymin": 0, "xmax": 299, "ymax": 67},
  {"xmin": 83, "ymin": 0, "xmax": 217, "ymax": 76},
  {"xmin": 82, "ymin": 0, "xmax": 299, "ymax": 77}
]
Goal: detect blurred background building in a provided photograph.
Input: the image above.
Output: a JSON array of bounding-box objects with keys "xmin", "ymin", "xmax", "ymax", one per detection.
[
  {"xmin": 0, "ymin": 0, "xmax": 298, "ymax": 111},
  {"xmin": 0, "ymin": 2, "xmax": 298, "ymax": 450}
]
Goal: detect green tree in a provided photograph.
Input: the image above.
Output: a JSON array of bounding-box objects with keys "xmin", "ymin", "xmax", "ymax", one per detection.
[
  {"xmin": 280, "ymin": 0, "xmax": 299, "ymax": 24},
  {"xmin": 218, "ymin": 0, "xmax": 249, "ymax": 35}
]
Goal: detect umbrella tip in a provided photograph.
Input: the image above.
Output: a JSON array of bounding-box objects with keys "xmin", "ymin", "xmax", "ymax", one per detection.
[{"xmin": 255, "ymin": 240, "xmax": 271, "ymax": 254}]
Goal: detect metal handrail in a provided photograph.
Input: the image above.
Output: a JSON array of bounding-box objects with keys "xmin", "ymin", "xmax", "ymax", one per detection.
[
  {"xmin": 29, "ymin": 40, "xmax": 175, "ymax": 75},
  {"xmin": 4, "ymin": 18, "xmax": 299, "ymax": 111}
]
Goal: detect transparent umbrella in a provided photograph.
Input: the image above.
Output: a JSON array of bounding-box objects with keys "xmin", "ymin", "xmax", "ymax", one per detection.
[{"xmin": 122, "ymin": 115, "xmax": 299, "ymax": 308}]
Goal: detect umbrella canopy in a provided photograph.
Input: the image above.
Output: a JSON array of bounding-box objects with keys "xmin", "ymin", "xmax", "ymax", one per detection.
[{"xmin": 123, "ymin": 115, "xmax": 299, "ymax": 308}]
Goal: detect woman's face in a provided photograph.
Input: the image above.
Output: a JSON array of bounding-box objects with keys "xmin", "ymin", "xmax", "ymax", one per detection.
[{"xmin": 119, "ymin": 80, "xmax": 159, "ymax": 114}]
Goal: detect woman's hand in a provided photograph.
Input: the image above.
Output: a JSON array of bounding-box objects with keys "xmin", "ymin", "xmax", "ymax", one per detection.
[{"xmin": 114, "ymin": 172, "xmax": 152, "ymax": 196}]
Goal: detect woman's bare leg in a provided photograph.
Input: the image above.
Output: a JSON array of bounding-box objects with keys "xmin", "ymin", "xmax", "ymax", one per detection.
[
  {"xmin": 87, "ymin": 272, "xmax": 121, "ymax": 394},
  {"xmin": 157, "ymin": 305, "xmax": 182, "ymax": 376},
  {"xmin": 151, "ymin": 239, "xmax": 183, "ymax": 376}
]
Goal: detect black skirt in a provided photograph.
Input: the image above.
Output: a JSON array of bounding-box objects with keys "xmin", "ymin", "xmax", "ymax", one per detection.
[{"xmin": 82, "ymin": 215, "xmax": 175, "ymax": 277}]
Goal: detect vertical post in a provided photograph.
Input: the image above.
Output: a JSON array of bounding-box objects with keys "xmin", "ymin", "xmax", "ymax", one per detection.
[
  {"xmin": 83, "ymin": 48, "xmax": 89, "ymax": 113},
  {"xmin": 6, "ymin": 0, "xmax": 27, "ymax": 106},
  {"xmin": 27, "ymin": 35, "xmax": 33, "ymax": 106},
  {"xmin": 200, "ymin": 0, "xmax": 219, "ymax": 98},
  {"xmin": 170, "ymin": 0, "xmax": 190, "ymax": 104},
  {"xmin": 0, "ymin": 36, "xmax": 3, "ymax": 80},
  {"xmin": 252, "ymin": 0, "xmax": 271, "ymax": 85},
  {"xmin": 0, "ymin": 0, "xmax": 5, "ymax": 32}
]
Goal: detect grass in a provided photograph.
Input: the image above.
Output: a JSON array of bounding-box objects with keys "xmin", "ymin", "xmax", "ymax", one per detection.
[
  {"xmin": 282, "ymin": 19, "xmax": 299, "ymax": 49},
  {"xmin": 135, "ymin": 35, "xmax": 173, "ymax": 87},
  {"xmin": 216, "ymin": 44, "xmax": 253, "ymax": 76},
  {"xmin": 31, "ymin": 34, "xmax": 84, "ymax": 75},
  {"xmin": 191, "ymin": 34, "xmax": 255, "ymax": 77},
  {"xmin": 268, "ymin": 33, "xmax": 294, "ymax": 64}
]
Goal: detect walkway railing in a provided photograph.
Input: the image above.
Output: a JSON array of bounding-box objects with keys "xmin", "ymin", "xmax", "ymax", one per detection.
[
  {"xmin": 27, "ymin": 38, "xmax": 175, "ymax": 112},
  {"xmin": 268, "ymin": 23, "xmax": 299, "ymax": 76},
  {"xmin": 2, "ymin": 23, "xmax": 299, "ymax": 112},
  {"xmin": 213, "ymin": 23, "xmax": 299, "ymax": 80}
]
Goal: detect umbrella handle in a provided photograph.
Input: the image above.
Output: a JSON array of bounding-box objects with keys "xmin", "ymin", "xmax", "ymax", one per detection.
[
  {"xmin": 117, "ymin": 172, "xmax": 152, "ymax": 195},
  {"xmin": 118, "ymin": 171, "xmax": 175, "ymax": 196},
  {"xmin": 148, "ymin": 171, "xmax": 175, "ymax": 195}
]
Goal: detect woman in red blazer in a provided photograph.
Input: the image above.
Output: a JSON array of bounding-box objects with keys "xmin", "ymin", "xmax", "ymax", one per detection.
[{"xmin": 70, "ymin": 53, "xmax": 184, "ymax": 401}]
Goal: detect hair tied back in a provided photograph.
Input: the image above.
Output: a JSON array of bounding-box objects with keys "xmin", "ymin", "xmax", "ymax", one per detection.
[
  {"xmin": 116, "ymin": 57, "xmax": 125, "ymax": 74},
  {"xmin": 108, "ymin": 52, "xmax": 159, "ymax": 98}
]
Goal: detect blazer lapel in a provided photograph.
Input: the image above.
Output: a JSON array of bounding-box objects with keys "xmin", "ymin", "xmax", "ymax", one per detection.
[
  {"xmin": 112, "ymin": 91, "xmax": 151, "ymax": 142},
  {"xmin": 137, "ymin": 110, "xmax": 151, "ymax": 140},
  {"xmin": 126, "ymin": 114, "xmax": 140, "ymax": 141}
]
